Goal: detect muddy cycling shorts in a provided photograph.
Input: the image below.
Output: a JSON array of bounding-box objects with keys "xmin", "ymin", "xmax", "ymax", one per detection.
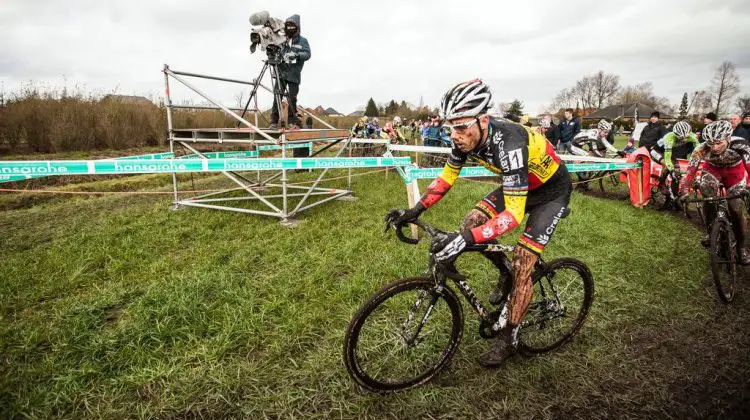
[{"xmin": 473, "ymin": 166, "xmax": 573, "ymax": 255}]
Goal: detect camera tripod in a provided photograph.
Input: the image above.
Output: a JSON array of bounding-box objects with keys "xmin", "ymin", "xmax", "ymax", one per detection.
[{"xmin": 238, "ymin": 45, "xmax": 291, "ymax": 129}]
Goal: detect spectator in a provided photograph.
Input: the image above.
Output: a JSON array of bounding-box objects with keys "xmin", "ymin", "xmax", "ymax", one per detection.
[
  {"xmin": 729, "ymin": 114, "xmax": 750, "ymax": 140},
  {"xmin": 703, "ymin": 112, "xmax": 717, "ymax": 125},
  {"xmin": 544, "ymin": 114, "xmax": 558, "ymax": 145},
  {"xmin": 623, "ymin": 138, "xmax": 636, "ymax": 154},
  {"xmin": 556, "ymin": 108, "xmax": 581, "ymax": 153},
  {"xmin": 743, "ymin": 112, "xmax": 750, "ymax": 133},
  {"xmin": 305, "ymin": 115, "xmax": 313, "ymax": 129},
  {"xmin": 422, "ymin": 117, "xmax": 443, "ymax": 147},
  {"xmin": 638, "ymin": 111, "xmax": 667, "ymax": 150},
  {"xmin": 270, "ymin": 14, "xmax": 311, "ymax": 130}
]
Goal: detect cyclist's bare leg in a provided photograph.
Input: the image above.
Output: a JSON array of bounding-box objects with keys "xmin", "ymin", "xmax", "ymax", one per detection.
[
  {"xmin": 478, "ymin": 246, "xmax": 537, "ymax": 368},
  {"xmin": 699, "ymin": 172, "xmax": 720, "ymax": 225},
  {"xmin": 508, "ymin": 245, "xmax": 536, "ymax": 326},
  {"xmin": 727, "ymin": 182, "xmax": 750, "ymax": 263}
]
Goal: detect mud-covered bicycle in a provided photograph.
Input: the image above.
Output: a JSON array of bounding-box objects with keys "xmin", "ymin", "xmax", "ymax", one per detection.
[{"xmin": 343, "ymin": 219, "xmax": 594, "ymax": 393}]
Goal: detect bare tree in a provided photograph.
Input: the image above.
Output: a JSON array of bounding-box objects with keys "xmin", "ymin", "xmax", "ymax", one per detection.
[
  {"xmin": 234, "ymin": 91, "xmax": 245, "ymax": 109},
  {"xmin": 493, "ymin": 101, "xmax": 509, "ymax": 116},
  {"xmin": 711, "ymin": 60, "xmax": 740, "ymax": 116},
  {"xmin": 617, "ymin": 82, "xmax": 655, "ymax": 104},
  {"xmin": 616, "ymin": 82, "xmax": 672, "ymax": 113},
  {"xmin": 547, "ymin": 88, "xmax": 576, "ymax": 114},
  {"xmin": 574, "ymin": 76, "xmax": 596, "ymax": 111},
  {"xmin": 592, "ymin": 71, "xmax": 620, "ymax": 109},
  {"xmin": 736, "ymin": 95, "xmax": 750, "ymax": 114},
  {"xmin": 690, "ymin": 90, "xmax": 714, "ymax": 119}
]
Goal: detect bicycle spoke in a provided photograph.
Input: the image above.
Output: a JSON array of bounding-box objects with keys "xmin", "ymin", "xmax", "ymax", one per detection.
[
  {"xmin": 351, "ymin": 285, "xmax": 458, "ymax": 385},
  {"xmin": 519, "ymin": 260, "xmax": 592, "ymax": 353}
]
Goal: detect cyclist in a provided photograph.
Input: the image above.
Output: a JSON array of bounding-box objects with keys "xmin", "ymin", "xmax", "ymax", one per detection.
[
  {"xmin": 568, "ymin": 120, "xmax": 625, "ymax": 190},
  {"xmin": 381, "ymin": 117, "xmax": 407, "ymax": 144},
  {"xmin": 536, "ymin": 117, "xmax": 551, "ymax": 136},
  {"xmin": 351, "ymin": 116, "xmax": 369, "ymax": 138},
  {"xmin": 678, "ymin": 120, "xmax": 750, "ymax": 265},
  {"xmin": 571, "ymin": 120, "xmax": 624, "ymax": 158},
  {"xmin": 385, "ymin": 79, "xmax": 573, "ymax": 367},
  {"xmin": 369, "ymin": 117, "xmax": 381, "ymax": 139},
  {"xmin": 656, "ymin": 121, "xmax": 699, "ymax": 203}
]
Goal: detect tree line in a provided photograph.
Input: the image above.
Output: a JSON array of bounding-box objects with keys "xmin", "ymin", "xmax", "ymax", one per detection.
[
  {"xmin": 546, "ymin": 61, "xmax": 750, "ymax": 119},
  {"xmin": 362, "ymin": 98, "xmax": 438, "ymax": 122}
]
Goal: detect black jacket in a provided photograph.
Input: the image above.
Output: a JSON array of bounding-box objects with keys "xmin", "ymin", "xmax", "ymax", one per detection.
[
  {"xmin": 639, "ymin": 121, "xmax": 667, "ymax": 149},
  {"xmin": 545, "ymin": 122, "xmax": 558, "ymax": 143},
  {"xmin": 557, "ymin": 117, "xmax": 580, "ymax": 143},
  {"xmin": 278, "ymin": 15, "xmax": 311, "ymax": 84},
  {"xmin": 732, "ymin": 125, "xmax": 750, "ymax": 141}
]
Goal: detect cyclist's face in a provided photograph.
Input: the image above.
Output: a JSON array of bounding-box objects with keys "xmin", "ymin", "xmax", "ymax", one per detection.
[
  {"xmin": 448, "ymin": 116, "xmax": 485, "ymax": 152},
  {"xmin": 712, "ymin": 139, "xmax": 729, "ymax": 154}
]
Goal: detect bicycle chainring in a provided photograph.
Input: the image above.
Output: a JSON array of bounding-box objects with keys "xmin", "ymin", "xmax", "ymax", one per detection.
[{"xmin": 478, "ymin": 310, "xmax": 501, "ymax": 339}]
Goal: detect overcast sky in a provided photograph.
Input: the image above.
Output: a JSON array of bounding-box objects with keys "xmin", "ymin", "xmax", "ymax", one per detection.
[{"xmin": 2, "ymin": 0, "xmax": 750, "ymax": 115}]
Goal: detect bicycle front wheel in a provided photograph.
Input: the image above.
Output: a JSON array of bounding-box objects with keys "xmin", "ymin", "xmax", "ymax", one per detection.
[
  {"xmin": 709, "ymin": 220, "xmax": 737, "ymax": 303},
  {"xmin": 343, "ymin": 277, "xmax": 463, "ymax": 393},
  {"xmin": 519, "ymin": 258, "xmax": 594, "ymax": 354}
]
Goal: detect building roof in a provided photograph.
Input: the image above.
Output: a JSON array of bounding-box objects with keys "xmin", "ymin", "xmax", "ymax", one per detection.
[
  {"xmin": 584, "ymin": 102, "xmax": 673, "ymax": 120},
  {"xmin": 324, "ymin": 107, "xmax": 343, "ymax": 116},
  {"xmin": 348, "ymin": 110, "xmax": 364, "ymax": 117}
]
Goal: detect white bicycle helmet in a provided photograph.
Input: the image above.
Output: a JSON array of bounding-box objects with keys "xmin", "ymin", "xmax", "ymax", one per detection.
[
  {"xmin": 597, "ymin": 119, "xmax": 612, "ymax": 131},
  {"xmin": 673, "ymin": 121, "xmax": 691, "ymax": 139},
  {"xmin": 440, "ymin": 79, "xmax": 492, "ymax": 121},
  {"xmin": 539, "ymin": 118, "xmax": 551, "ymax": 129},
  {"xmin": 393, "ymin": 116, "xmax": 402, "ymax": 126},
  {"xmin": 703, "ymin": 120, "xmax": 733, "ymax": 145},
  {"xmin": 372, "ymin": 117, "xmax": 379, "ymax": 124}
]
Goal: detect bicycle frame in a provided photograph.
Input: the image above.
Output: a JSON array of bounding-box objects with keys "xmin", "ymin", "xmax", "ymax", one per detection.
[{"xmin": 421, "ymin": 244, "xmax": 550, "ymax": 331}]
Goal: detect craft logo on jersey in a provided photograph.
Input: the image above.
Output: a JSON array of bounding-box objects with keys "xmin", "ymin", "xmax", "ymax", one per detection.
[{"xmin": 502, "ymin": 174, "xmax": 521, "ymax": 188}]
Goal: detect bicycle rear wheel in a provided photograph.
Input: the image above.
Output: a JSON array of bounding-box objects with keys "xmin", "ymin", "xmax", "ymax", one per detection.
[
  {"xmin": 343, "ymin": 277, "xmax": 463, "ymax": 393},
  {"xmin": 519, "ymin": 258, "xmax": 594, "ymax": 354},
  {"xmin": 709, "ymin": 220, "xmax": 737, "ymax": 303}
]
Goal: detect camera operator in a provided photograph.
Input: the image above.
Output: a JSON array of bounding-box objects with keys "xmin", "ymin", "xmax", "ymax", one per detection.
[{"xmin": 269, "ymin": 14, "xmax": 311, "ymax": 130}]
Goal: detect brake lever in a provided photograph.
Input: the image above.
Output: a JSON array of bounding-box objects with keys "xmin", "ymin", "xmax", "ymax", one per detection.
[{"xmin": 383, "ymin": 221, "xmax": 392, "ymax": 235}]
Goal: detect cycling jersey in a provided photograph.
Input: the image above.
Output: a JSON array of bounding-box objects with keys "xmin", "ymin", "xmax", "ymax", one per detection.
[
  {"xmin": 417, "ymin": 118, "xmax": 570, "ymax": 252},
  {"xmin": 682, "ymin": 136, "xmax": 750, "ymax": 188},
  {"xmin": 572, "ymin": 129, "xmax": 618, "ymax": 156},
  {"xmin": 659, "ymin": 132, "xmax": 699, "ymax": 163},
  {"xmin": 381, "ymin": 123, "xmax": 406, "ymax": 143},
  {"xmin": 351, "ymin": 122, "xmax": 367, "ymax": 138}
]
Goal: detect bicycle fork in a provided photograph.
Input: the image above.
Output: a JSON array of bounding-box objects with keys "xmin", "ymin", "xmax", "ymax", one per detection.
[{"xmin": 400, "ymin": 287, "xmax": 442, "ymax": 346}]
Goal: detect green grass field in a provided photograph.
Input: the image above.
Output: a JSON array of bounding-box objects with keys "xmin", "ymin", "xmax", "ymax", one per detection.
[{"xmin": 1, "ymin": 156, "xmax": 750, "ymax": 418}]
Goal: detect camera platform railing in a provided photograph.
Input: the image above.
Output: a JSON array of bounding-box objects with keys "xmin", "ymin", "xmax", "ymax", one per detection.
[{"xmin": 162, "ymin": 65, "xmax": 376, "ymax": 226}]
